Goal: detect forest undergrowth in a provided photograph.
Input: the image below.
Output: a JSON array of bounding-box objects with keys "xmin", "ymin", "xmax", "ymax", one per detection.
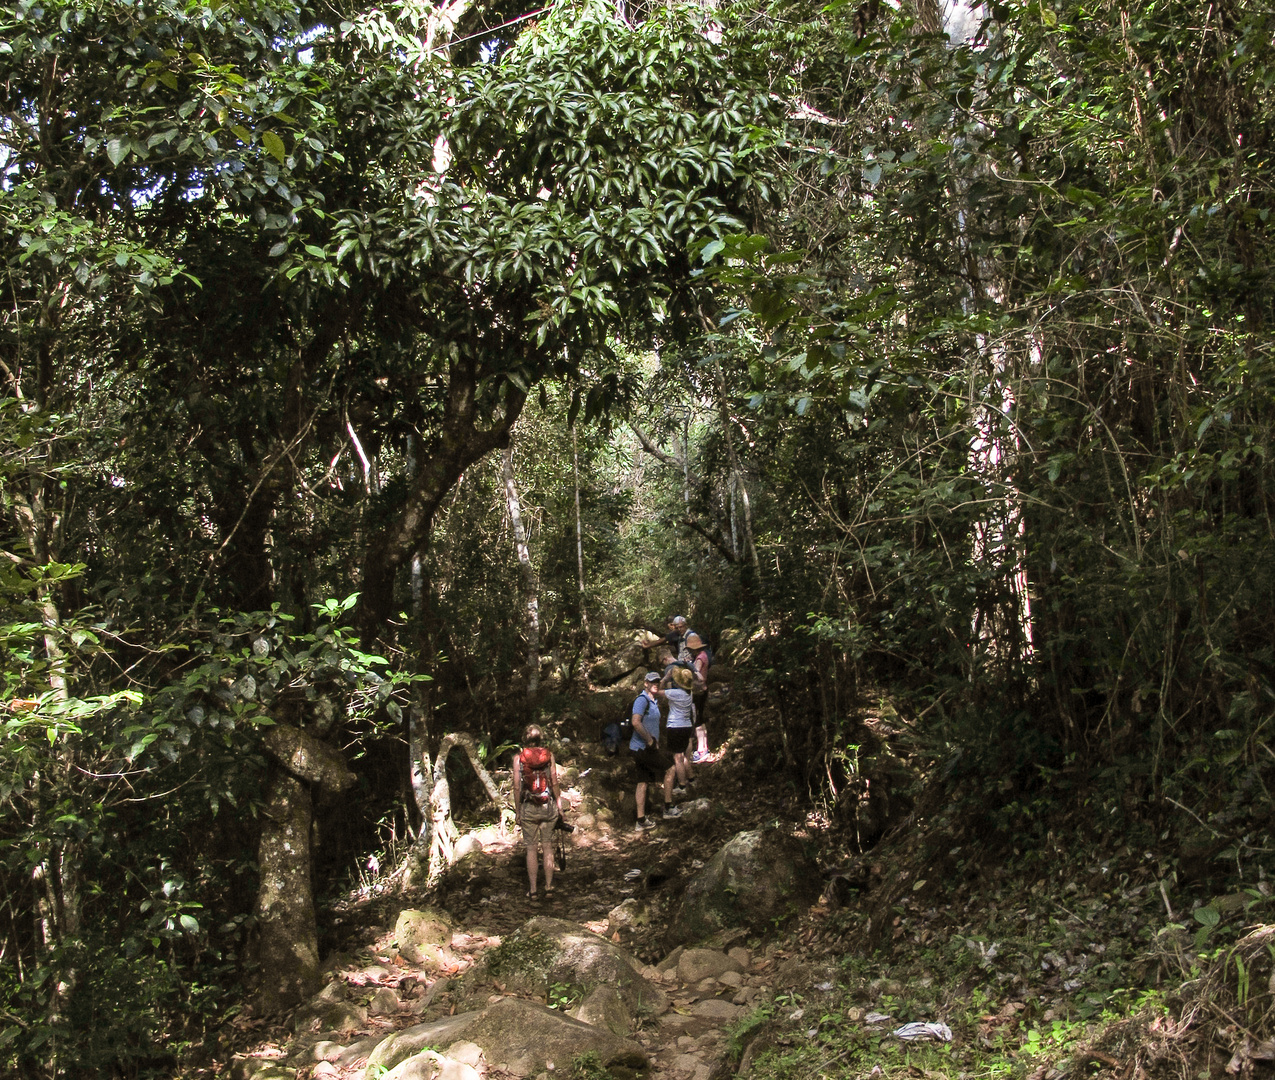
[
  {"xmin": 717, "ymin": 743, "xmax": 1275, "ymax": 1080},
  {"xmin": 248, "ymin": 685, "xmax": 1275, "ymax": 1080}
]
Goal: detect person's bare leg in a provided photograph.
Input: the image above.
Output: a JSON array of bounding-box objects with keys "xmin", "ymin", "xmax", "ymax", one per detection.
[
  {"xmin": 635, "ymin": 782, "xmax": 647, "ymax": 820},
  {"xmin": 695, "ymin": 725, "xmax": 708, "ymax": 756},
  {"xmin": 662, "ymin": 766, "xmax": 675, "ymax": 807},
  {"xmin": 525, "ymin": 846, "xmax": 539, "ymax": 895},
  {"xmin": 674, "ymin": 754, "xmax": 692, "ymax": 785},
  {"xmin": 542, "ymin": 845, "xmax": 554, "ymax": 892}
]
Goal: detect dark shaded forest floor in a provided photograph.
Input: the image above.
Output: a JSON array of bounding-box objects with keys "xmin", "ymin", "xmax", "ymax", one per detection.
[{"xmin": 211, "ymin": 692, "xmax": 1275, "ymax": 1080}]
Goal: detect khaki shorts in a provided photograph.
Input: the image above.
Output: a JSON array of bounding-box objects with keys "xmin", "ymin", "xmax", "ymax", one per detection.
[{"xmin": 520, "ymin": 799, "xmax": 557, "ymax": 850}]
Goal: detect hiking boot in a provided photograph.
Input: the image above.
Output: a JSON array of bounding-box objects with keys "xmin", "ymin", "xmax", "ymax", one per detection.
[
  {"xmin": 663, "ymin": 804, "xmax": 685, "ymax": 818},
  {"xmin": 691, "ymin": 750, "xmax": 707, "ymax": 763},
  {"xmin": 634, "ymin": 817, "xmax": 656, "ymax": 832}
]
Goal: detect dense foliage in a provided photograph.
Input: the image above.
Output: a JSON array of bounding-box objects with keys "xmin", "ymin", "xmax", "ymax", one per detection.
[
  {"xmin": 679, "ymin": 0, "xmax": 1275, "ymax": 856},
  {"xmin": 2, "ymin": 0, "xmax": 1273, "ymax": 1072}
]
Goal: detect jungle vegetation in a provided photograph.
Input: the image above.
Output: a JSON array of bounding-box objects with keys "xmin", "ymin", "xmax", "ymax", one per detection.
[{"xmin": 1, "ymin": 0, "xmax": 1272, "ymax": 1073}]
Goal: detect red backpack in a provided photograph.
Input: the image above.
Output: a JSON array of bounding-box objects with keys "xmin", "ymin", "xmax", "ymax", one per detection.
[{"xmin": 520, "ymin": 747, "xmax": 553, "ymax": 803}]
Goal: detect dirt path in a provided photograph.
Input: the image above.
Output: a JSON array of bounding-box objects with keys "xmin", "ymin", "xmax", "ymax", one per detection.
[{"xmin": 229, "ymin": 736, "xmax": 827, "ymax": 1080}]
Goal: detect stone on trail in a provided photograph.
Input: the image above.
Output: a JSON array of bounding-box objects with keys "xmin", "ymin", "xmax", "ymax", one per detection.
[
  {"xmin": 607, "ymin": 897, "xmax": 650, "ymax": 936},
  {"xmin": 447, "ymin": 1042, "xmax": 485, "ymax": 1069},
  {"xmin": 361, "ymin": 1012, "xmax": 483, "ymax": 1078},
  {"xmin": 570, "ymin": 983, "xmax": 633, "ymax": 1037},
  {"xmin": 677, "ymin": 948, "xmax": 744, "ymax": 984},
  {"xmin": 675, "ymin": 798, "xmax": 713, "ymax": 825},
  {"xmin": 363, "ymin": 998, "xmax": 647, "ymax": 1079},
  {"xmin": 657, "ymin": 946, "xmax": 687, "ymax": 974},
  {"xmin": 667, "ymin": 826, "xmax": 821, "ymax": 948},
  {"xmin": 462, "ymin": 917, "xmax": 668, "ymax": 1018},
  {"xmin": 381, "ymin": 1049, "xmax": 482, "ymax": 1080},
  {"xmin": 588, "ymin": 638, "xmax": 650, "ymax": 684},
  {"xmin": 295, "ymin": 998, "xmax": 367, "ymax": 1034},
  {"xmin": 690, "ymin": 998, "xmax": 746, "ymax": 1021},
  {"xmin": 453, "ymin": 833, "xmax": 483, "ymax": 860},
  {"xmin": 331, "ymin": 1035, "xmax": 382, "ymax": 1067},
  {"xmin": 228, "ymin": 1058, "xmax": 296, "ymax": 1080},
  {"xmin": 461, "ymin": 996, "xmax": 647, "ymax": 1076},
  {"xmin": 369, "ymin": 986, "xmax": 401, "ymax": 1016},
  {"xmin": 395, "ymin": 908, "xmax": 453, "ymax": 964}
]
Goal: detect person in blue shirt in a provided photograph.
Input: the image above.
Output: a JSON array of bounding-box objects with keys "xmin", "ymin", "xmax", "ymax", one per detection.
[{"xmin": 630, "ymin": 671, "xmax": 675, "ymax": 831}]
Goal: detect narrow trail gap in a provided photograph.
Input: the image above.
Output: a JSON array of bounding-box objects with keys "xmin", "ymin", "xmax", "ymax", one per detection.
[{"xmin": 234, "ymin": 684, "xmax": 866, "ymax": 1080}]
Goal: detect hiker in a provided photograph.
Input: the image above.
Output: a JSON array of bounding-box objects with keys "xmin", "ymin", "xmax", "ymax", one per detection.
[
  {"xmin": 659, "ymin": 664, "xmax": 697, "ymax": 800},
  {"xmin": 663, "ymin": 614, "xmax": 690, "ymax": 662},
  {"xmin": 630, "ymin": 671, "xmax": 676, "ymax": 830},
  {"xmin": 512, "ymin": 724, "xmax": 561, "ymax": 898},
  {"xmin": 685, "ymin": 631, "xmax": 711, "ymax": 761}
]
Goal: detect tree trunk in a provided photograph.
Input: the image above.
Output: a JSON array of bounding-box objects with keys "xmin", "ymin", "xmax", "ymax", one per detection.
[
  {"xmin": 502, "ymin": 441, "xmax": 540, "ymax": 696},
  {"xmin": 713, "ymin": 356, "xmax": 763, "ymax": 597},
  {"xmin": 402, "ymin": 733, "xmax": 507, "ymax": 888},
  {"xmin": 253, "ymin": 769, "xmax": 320, "ymax": 1013},
  {"xmin": 253, "ymin": 722, "xmax": 356, "ymax": 1012},
  {"xmin": 572, "ymin": 423, "xmax": 588, "ymax": 634}
]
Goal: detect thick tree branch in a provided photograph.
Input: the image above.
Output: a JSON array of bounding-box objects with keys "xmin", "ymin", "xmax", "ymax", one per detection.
[
  {"xmin": 261, "ymin": 722, "xmax": 356, "ymax": 791},
  {"xmin": 681, "ymin": 515, "xmax": 739, "ymax": 564},
  {"xmin": 356, "ymin": 356, "xmax": 528, "ymax": 642}
]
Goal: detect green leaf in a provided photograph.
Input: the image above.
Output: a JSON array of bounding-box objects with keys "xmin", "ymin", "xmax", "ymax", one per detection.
[
  {"xmin": 106, "ymin": 139, "xmax": 129, "ymax": 166},
  {"xmin": 1193, "ymin": 905, "xmax": 1220, "ymax": 927},
  {"xmin": 261, "ymin": 131, "xmax": 286, "ymax": 164}
]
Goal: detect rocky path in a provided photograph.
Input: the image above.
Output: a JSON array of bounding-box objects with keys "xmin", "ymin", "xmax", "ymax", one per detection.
[{"xmin": 228, "ymin": 735, "xmax": 835, "ymax": 1080}]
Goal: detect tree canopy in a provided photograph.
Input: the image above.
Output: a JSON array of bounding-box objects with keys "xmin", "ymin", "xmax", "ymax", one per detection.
[{"xmin": 3, "ymin": 0, "xmax": 1275, "ymax": 1072}]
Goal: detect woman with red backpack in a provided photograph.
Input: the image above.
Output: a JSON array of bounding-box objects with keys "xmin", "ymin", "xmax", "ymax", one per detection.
[{"xmin": 512, "ymin": 725, "xmax": 561, "ymax": 899}]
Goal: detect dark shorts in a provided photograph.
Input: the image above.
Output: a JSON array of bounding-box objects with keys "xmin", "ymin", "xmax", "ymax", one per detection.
[
  {"xmin": 631, "ymin": 743, "xmax": 672, "ymax": 784},
  {"xmin": 666, "ymin": 727, "xmax": 693, "ymax": 755}
]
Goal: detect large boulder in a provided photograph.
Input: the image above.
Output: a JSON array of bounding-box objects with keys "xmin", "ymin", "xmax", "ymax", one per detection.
[
  {"xmin": 582, "ymin": 687, "xmax": 639, "ymax": 723},
  {"xmin": 458, "ymin": 997, "xmax": 647, "ymax": 1076},
  {"xmin": 360, "ymin": 998, "xmax": 646, "ymax": 1079},
  {"xmin": 666, "ymin": 827, "xmax": 821, "ymax": 947},
  {"xmin": 461, "ymin": 917, "xmax": 667, "ymax": 1019},
  {"xmin": 588, "ymin": 635, "xmax": 657, "ymax": 685},
  {"xmin": 360, "ymin": 1013, "xmax": 486, "ymax": 1078},
  {"xmin": 570, "ymin": 984, "xmax": 632, "ymax": 1037}
]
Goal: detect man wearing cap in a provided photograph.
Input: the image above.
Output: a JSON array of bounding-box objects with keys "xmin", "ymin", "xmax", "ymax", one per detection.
[
  {"xmin": 684, "ymin": 632, "xmax": 711, "ymax": 761},
  {"xmin": 630, "ymin": 671, "xmax": 675, "ymax": 830}
]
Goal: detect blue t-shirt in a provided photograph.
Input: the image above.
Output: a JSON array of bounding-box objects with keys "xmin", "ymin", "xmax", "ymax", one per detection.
[{"xmin": 629, "ymin": 691, "xmax": 660, "ymax": 751}]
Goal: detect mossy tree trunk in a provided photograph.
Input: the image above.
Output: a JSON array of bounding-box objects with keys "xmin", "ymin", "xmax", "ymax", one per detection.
[{"xmin": 253, "ymin": 723, "xmax": 356, "ymax": 1012}]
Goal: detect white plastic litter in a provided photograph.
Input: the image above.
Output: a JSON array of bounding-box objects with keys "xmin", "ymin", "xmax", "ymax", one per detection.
[
  {"xmin": 623, "ymin": 869, "xmax": 643, "ymax": 880},
  {"xmin": 892, "ymin": 1022, "xmax": 953, "ymax": 1042},
  {"xmin": 864, "ymin": 1012, "xmax": 892, "ymax": 1024}
]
